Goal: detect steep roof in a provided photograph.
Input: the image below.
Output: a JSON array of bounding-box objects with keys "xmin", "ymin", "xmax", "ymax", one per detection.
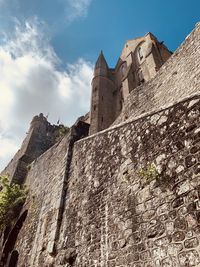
[{"xmin": 95, "ymin": 51, "xmax": 108, "ymax": 69}]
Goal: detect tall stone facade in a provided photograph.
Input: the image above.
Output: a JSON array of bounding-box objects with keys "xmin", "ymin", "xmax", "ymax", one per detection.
[
  {"xmin": 1, "ymin": 23, "xmax": 200, "ymax": 267},
  {"xmin": 89, "ymin": 33, "xmax": 172, "ymax": 134}
]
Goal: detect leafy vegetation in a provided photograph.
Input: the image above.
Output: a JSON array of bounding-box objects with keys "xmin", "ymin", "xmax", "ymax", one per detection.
[
  {"xmin": 59, "ymin": 125, "xmax": 69, "ymax": 136},
  {"xmin": 137, "ymin": 164, "xmax": 159, "ymax": 181},
  {"xmin": 26, "ymin": 164, "xmax": 32, "ymax": 171},
  {"xmin": 56, "ymin": 125, "xmax": 69, "ymax": 142},
  {"xmin": 0, "ymin": 175, "xmax": 28, "ymax": 230}
]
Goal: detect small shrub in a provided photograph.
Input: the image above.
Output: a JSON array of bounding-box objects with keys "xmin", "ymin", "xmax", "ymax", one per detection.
[
  {"xmin": 26, "ymin": 164, "xmax": 32, "ymax": 171},
  {"xmin": 56, "ymin": 125, "xmax": 69, "ymax": 142},
  {"xmin": 137, "ymin": 164, "xmax": 159, "ymax": 182},
  {"xmin": 58, "ymin": 126, "xmax": 69, "ymax": 136},
  {"xmin": 0, "ymin": 175, "xmax": 28, "ymax": 230}
]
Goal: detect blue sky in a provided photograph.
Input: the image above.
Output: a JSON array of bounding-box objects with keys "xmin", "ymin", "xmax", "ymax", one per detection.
[
  {"xmin": 53, "ymin": 0, "xmax": 200, "ymax": 66},
  {"xmin": 0, "ymin": 0, "xmax": 199, "ymax": 170},
  {"xmin": 1, "ymin": 0, "xmax": 199, "ymax": 66}
]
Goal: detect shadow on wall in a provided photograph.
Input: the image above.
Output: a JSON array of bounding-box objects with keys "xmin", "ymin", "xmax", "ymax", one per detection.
[{"xmin": 0, "ymin": 210, "xmax": 28, "ymax": 267}]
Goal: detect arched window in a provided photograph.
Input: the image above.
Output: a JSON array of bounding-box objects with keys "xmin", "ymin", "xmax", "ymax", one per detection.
[
  {"xmin": 1, "ymin": 210, "xmax": 28, "ymax": 266},
  {"xmin": 138, "ymin": 47, "xmax": 143, "ymax": 61}
]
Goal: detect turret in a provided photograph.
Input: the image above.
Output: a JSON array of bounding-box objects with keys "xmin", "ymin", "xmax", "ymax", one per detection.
[
  {"xmin": 94, "ymin": 51, "xmax": 109, "ymax": 77},
  {"xmin": 89, "ymin": 52, "xmax": 117, "ymax": 135},
  {"xmin": 30, "ymin": 113, "xmax": 48, "ymax": 131}
]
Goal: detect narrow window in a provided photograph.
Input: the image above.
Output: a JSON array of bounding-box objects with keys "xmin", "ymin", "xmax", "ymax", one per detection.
[
  {"xmin": 138, "ymin": 47, "xmax": 143, "ymax": 60},
  {"xmin": 138, "ymin": 69, "xmax": 145, "ymax": 84},
  {"xmin": 101, "ymin": 117, "xmax": 103, "ymax": 123},
  {"xmin": 93, "ymin": 105, "xmax": 96, "ymax": 111},
  {"xmin": 120, "ymin": 100, "xmax": 123, "ymax": 111}
]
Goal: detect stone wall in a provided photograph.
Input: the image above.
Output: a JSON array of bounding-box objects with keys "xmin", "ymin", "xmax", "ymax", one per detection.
[
  {"xmin": 1, "ymin": 122, "xmax": 89, "ymax": 267},
  {"xmin": 113, "ymin": 23, "xmax": 200, "ymax": 126},
  {"xmin": 3, "ymin": 94, "xmax": 200, "ymax": 267},
  {"xmin": 1, "ymin": 130, "xmax": 33, "ymax": 181},
  {"xmin": 54, "ymin": 94, "xmax": 200, "ymax": 267},
  {"xmin": 13, "ymin": 133, "xmax": 70, "ymax": 266},
  {"xmin": 1, "ymin": 114, "xmax": 62, "ymax": 184}
]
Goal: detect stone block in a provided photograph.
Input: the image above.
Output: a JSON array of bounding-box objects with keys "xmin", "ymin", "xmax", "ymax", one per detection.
[{"xmin": 178, "ymin": 250, "xmax": 200, "ymax": 266}]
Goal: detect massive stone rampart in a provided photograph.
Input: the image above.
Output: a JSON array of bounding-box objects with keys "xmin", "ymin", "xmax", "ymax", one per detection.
[
  {"xmin": 55, "ymin": 94, "xmax": 200, "ymax": 267},
  {"xmin": 113, "ymin": 23, "xmax": 200, "ymax": 126},
  {"xmin": 9, "ymin": 93, "xmax": 200, "ymax": 267},
  {"xmin": 6, "ymin": 122, "xmax": 89, "ymax": 267}
]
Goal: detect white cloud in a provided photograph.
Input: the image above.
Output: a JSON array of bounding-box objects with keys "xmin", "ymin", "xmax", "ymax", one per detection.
[
  {"xmin": 0, "ymin": 18, "xmax": 93, "ymax": 171},
  {"xmin": 0, "ymin": 0, "xmax": 93, "ymax": 23},
  {"xmin": 0, "ymin": 136, "xmax": 19, "ymax": 170},
  {"xmin": 64, "ymin": 0, "xmax": 92, "ymax": 22}
]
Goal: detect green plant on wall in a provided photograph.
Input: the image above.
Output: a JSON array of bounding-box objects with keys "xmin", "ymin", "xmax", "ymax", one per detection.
[
  {"xmin": 59, "ymin": 125, "xmax": 69, "ymax": 136},
  {"xmin": 0, "ymin": 175, "xmax": 28, "ymax": 230},
  {"xmin": 56, "ymin": 125, "xmax": 69, "ymax": 142},
  {"xmin": 137, "ymin": 164, "xmax": 159, "ymax": 182},
  {"xmin": 26, "ymin": 164, "xmax": 32, "ymax": 171}
]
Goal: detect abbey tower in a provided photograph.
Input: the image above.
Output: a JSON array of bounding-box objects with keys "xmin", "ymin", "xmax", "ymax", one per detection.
[{"xmin": 90, "ymin": 33, "xmax": 172, "ymax": 134}]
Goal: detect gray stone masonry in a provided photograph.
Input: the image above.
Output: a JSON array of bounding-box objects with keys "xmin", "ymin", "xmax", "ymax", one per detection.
[
  {"xmin": 113, "ymin": 23, "xmax": 200, "ymax": 126},
  {"xmin": 56, "ymin": 94, "xmax": 200, "ymax": 267},
  {"xmin": 11, "ymin": 94, "xmax": 200, "ymax": 267},
  {"xmin": 1, "ymin": 113, "xmax": 65, "ymax": 184}
]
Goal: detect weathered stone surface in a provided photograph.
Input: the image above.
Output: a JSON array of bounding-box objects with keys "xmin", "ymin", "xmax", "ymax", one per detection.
[
  {"xmin": 184, "ymin": 238, "xmax": 199, "ymax": 249},
  {"xmin": 90, "ymin": 32, "xmax": 172, "ymax": 135},
  {"xmin": 172, "ymin": 231, "xmax": 185, "ymax": 242},
  {"xmin": 178, "ymin": 250, "xmax": 200, "ymax": 267},
  {"xmin": 8, "ymin": 92, "xmax": 200, "ymax": 267},
  {"xmin": 113, "ymin": 24, "xmax": 200, "ymax": 127}
]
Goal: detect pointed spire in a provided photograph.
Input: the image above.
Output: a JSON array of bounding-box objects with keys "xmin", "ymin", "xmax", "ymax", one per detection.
[{"xmin": 95, "ymin": 51, "xmax": 108, "ymax": 69}]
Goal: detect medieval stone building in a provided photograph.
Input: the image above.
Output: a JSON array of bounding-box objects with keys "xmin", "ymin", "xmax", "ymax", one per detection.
[
  {"xmin": 90, "ymin": 33, "xmax": 172, "ymax": 134},
  {"xmin": 1, "ymin": 23, "xmax": 200, "ymax": 267}
]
